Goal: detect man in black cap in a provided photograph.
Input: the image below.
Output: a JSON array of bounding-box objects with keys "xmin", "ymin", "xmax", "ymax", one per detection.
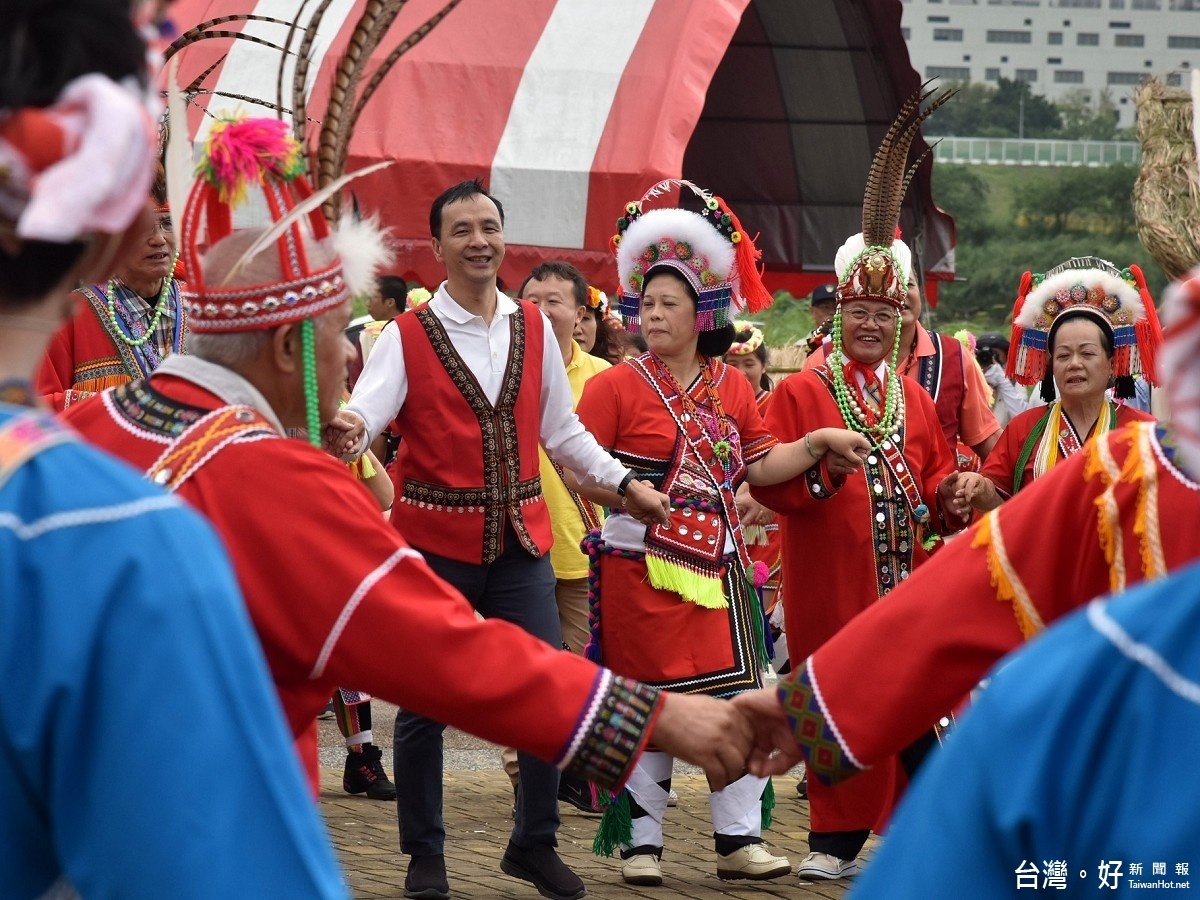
[{"xmin": 798, "ymin": 283, "xmax": 838, "ymax": 354}]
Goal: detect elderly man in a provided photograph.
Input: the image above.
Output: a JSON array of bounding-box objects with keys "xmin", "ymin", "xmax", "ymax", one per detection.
[{"xmin": 67, "ymin": 129, "xmax": 756, "ymax": 900}]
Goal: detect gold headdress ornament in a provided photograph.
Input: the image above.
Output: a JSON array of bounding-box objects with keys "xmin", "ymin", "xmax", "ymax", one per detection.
[{"xmin": 835, "ymin": 82, "xmax": 957, "ymax": 308}]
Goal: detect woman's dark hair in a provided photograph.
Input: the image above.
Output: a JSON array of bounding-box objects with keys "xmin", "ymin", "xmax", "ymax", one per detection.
[
  {"xmin": 1, "ymin": 0, "xmax": 147, "ymax": 307},
  {"xmin": 729, "ymin": 324, "xmax": 773, "ymax": 391},
  {"xmin": 1039, "ymin": 308, "xmax": 1130, "ymax": 401},
  {"xmin": 643, "ymin": 266, "xmax": 735, "ymax": 358},
  {"xmin": 585, "ymin": 306, "xmax": 614, "ymax": 363}
]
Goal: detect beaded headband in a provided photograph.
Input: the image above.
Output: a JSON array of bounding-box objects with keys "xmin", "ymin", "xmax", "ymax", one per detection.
[
  {"xmin": 1007, "ymin": 256, "xmax": 1164, "ymax": 386},
  {"xmin": 179, "ymin": 117, "xmax": 351, "ymax": 333},
  {"xmin": 612, "ymin": 179, "xmax": 772, "ymax": 334},
  {"xmin": 726, "ymin": 323, "xmax": 765, "ymax": 356}
]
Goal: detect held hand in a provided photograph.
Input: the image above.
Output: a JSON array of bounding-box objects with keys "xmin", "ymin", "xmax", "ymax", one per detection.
[
  {"xmin": 623, "ymin": 479, "xmax": 671, "ymax": 527},
  {"xmin": 941, "ymin": 472, "xmax": 974, "ymax": 520},
  {"xmin": 323, "ymin": 410, "xmax": 366, "ymax": 460},
  {"xmin": 735, "ymin": 491, "xmax": 774, "ymax": 527},
  {"xmin": 651, "ymin": 693, "xmax": 754, "ymax": 791},
  {"xmin": 730, "ymin": 688, "xmax": 805, "ymax": 778},
  {"xmin": 816, "ymin": 428, "xmax": 872, "ymax": 476},
  {"xmin": 948, "ymin": 471, "xmax": 999, "ymax": 516}
]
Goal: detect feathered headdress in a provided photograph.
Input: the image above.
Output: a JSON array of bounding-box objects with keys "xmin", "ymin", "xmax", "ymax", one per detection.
[
  {"xmin": 612, "ymin": 179, "xmax": 773, "ymax": 333},
  {"xmin": 835, "ymin": 83, "xmax": 955, "ymax": 308}
]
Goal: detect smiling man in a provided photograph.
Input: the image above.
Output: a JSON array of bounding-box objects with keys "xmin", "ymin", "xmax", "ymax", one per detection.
[
  {"xmin": 37, "ymin": 163, "xmax": 187, "ymax": 409},
  {"xmin": 751, "ymin": 234, "xmax": 968, "ymax": 884},
  {"xmin": 335, "ymin": 180, "xmax": 674, "ymax": 900}
]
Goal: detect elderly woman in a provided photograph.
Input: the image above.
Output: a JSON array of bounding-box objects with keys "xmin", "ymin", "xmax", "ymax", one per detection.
[
  {"xmin": 576, "ymin": 185, "xmax": 869, "ymax": 887},
  {"xmin": 35, "ymin": 160, "xmax": 185, "ymax": 409},
  {"xmin": 951, "ymin": 257, "xmax": 1161, "ymax": 515}
]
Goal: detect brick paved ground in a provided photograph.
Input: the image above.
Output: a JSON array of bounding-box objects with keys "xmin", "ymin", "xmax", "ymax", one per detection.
[{"xmin": 320, "ymin": 760, "xmax": 868, "ymax": 899}]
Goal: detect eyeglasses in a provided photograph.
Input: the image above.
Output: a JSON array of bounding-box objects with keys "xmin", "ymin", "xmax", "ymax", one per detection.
[{"xmin": 843, "ymin": 308, "xmax": 898, "ymax": 327}]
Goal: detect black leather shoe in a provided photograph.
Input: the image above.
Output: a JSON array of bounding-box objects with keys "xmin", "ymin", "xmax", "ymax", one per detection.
[
  {"xmin": 500, "ymin": 841, "xmax": 586, "ymax": 900},
  {"xmin": 556, "ymin": 774, "xmax": 601, "ymax": 815},
  {"xmin": 404, "ymin": 854, "xmax": 450, "ymax": 900}
]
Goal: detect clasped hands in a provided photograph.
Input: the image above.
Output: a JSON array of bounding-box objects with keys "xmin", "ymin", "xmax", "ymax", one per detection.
[{"xmin": 649, "ymin": 687, "xmax": 804, "ymax": 791}]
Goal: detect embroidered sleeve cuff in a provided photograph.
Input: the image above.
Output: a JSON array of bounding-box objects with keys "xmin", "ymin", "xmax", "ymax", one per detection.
[
  {"xmin": 742, "ymin": 434, "xmax": 779, "ymax": 465},
  {"xmin": 776, "ymin": 660, "xmax": 866, "ymax": 786},
  {"xmin": 805, "ymin": 456, "xmax": 844, "ymax": 500},
  {"xmin": 557, "ymin": 670, "xmax": 662, "ymax": 791}
]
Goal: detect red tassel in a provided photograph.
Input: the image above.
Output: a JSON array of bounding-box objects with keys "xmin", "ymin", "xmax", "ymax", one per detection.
[
  {"xmin": 1130, "ymin": 264, "xmax": 1164, "ymax": 384},
  {"xmin": 716, "ymin": 196, "xmax": 774, "ymax": 313},
  {"xmin": 1005, "ymin": 271, "xmax": 1034, "ymax": 381}
]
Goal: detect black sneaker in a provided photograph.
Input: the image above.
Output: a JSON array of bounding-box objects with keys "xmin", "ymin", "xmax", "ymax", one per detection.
[
  {"xmin": 556, "ymin": 774, "xmax": 601, "ymax": 815},
  {"xmin": 404, "ymin": 854, "xmax": 449, "ymax": 900},
  {"xmin": 343, "ymin": 743, "xmax": 397, "ymax": 801},
  {"xmin": 500, "ymin": 841, "xmax": 585, "ymax": 900},
  {"xmin": 796, "ymin": 775, "xmax": 808, "ymax": 800}
]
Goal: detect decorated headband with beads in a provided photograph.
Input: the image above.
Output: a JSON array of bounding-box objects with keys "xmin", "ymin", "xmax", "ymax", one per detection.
[
  {"xmin": 1007, "ymin": 256, "xmax": 1164, "ymax": 386},
  {"xmin": 179, "ymin": 117, "xmax": 350, "ymax": 333},
  {"xmin": 612, "ymin": 179, "xmax": 772, "ymax": 333},
  {"xmin": 726, "ymin": 323, "xmax": 765, "ymax": 356}
]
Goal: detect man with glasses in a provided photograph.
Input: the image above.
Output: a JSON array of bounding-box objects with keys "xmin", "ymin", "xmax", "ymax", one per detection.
[
  {"xmin": 37, "ymin": 163, "xmax": 187, "ymax": 409},
  {"xmin": 751, "ymin": 234, "xmax": 969, "ymax": 883}
]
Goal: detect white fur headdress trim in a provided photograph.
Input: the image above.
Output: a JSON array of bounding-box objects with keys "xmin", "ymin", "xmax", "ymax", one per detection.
[
  {"xmin": 616, "ymin": 207, "xmax": 735, "ymax": 296},
  {"xmin": 1015, "ymin": 267, "xmax": 1146, "ymax": 329},
  {"xmin": 332, "ymin": 213, "xmax": 393, "ymax": 298}
]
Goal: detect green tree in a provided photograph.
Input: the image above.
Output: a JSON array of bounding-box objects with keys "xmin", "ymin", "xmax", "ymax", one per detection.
[
  {"xmin": 1056, "ymin": 88, "xmax": 1121, "ymax": 140},
  {"xmin": 924, "ymin": 82, "xmax": 999, "ymax": 137},
  {"xmin": 990, "ymin": 78, "xmax": 1062, "ymax": 138},
  {"xmin": 931, "ymin": 165, "xmax": 992, "ymax": 243}
]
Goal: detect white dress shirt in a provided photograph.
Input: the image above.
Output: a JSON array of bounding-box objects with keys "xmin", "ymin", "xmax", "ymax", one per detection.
[{"xmin": 345, "ymin": 282, "xmax": 628, "ymax": 491}]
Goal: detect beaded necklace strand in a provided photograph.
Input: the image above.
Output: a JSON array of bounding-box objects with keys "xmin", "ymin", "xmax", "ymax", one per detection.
[
  {"xmin": 649, "ymin": 353, "xmax": 736, "ymax": 488},
  {"xmin": 104, "ymin": 255, "xmax": 179, "ymax": 349},
  {"xmin": 300, "ymin": 318, "xmax": 321, "ymax": 448},
  {"xmin": 827, "ymin": 309, "xmax": 904, "ymax": 442}
]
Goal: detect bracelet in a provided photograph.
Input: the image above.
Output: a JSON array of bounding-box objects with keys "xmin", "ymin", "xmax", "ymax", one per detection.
[
  {"xmin": 804, "ymin": 432, "xmax": 816, "ymax": 459},
  {"xmin": 616, "ymin": 470, "xmax": 637, "ymax": 496}
]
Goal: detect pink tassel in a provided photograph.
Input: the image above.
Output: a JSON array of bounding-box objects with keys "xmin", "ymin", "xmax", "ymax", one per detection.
[
  {"xmin": 201, "ymin": 117, "xmax": 304, "ymax": 206},
  {"xmin": 1130, "ymin": 264, "xmax": 1164, "ymax": 384}
]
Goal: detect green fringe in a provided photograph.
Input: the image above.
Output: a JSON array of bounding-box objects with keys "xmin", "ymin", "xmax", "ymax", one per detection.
[
  {"xmin": 744, "ymin": 567, "xmax": 771, "ymax": 673},
  {"xmin": 646, "ymin": 555, "xmax": 727, "ymax": 608},
  {"xmin": 760, "ymin": 777, "xmax": 775, "ymax": 830},
  {"xmin": 591, "ymin": 790, "xmax": 631, "ymax": 858}
]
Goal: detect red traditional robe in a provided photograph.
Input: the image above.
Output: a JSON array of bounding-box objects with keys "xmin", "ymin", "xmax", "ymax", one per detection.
[
  {"xmin": 37, "ymin": 284, "xmax": 186, "ymax": 411},
  {"xmin": 777, "ymin": 421, "xmax": 1199, "ymax": 784},
  {"xmin": 64, "ymin": 368, "xmax": 660, "ymax": 794},
  {"xmin": 751, "ymin": 365, "xmax": 964, "ymax": 834},
  {"xmin": 743, "ymin": 390, "xmax": 783, "ymax": 606},
  {"xmin": 980, "ymin": 401, "xmax": 1154, "ymax": 499},
  {"xmin": 576, "ymin": 357, "xmax": 777, "ymax": 695}
]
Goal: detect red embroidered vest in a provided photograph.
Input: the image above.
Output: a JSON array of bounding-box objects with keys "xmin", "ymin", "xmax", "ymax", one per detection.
[
  {"xmin": 393, "ymin": 300, "xmax": 552, "ymax": 564},
  {"xmin": 916, "ymin": 330, "xmax": 967, "ymax": 453}
]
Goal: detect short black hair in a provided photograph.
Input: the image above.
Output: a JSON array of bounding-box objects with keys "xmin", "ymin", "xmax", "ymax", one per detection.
[
  {"xmin": 519, "ymin": 261, "xmax": 588, "ymax": 307},
  {"xmin": 1, "ymin": 0, "xmax": 147, "ymax": 307},
  {"xmin": 376, "ymin": 275, "xmax": 407, "ymax": 309},
  {"xmin": 429, "ymin": 179, "xmax": 504, "ymax": 239}
]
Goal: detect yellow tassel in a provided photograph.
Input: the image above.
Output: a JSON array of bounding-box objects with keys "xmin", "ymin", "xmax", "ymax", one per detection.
[
  {"xmin": 645, "ymin": 555, "xmax": 728, "ymax": 608},
  {"xmin": 971, "ymin": 512, "xmax": 1043, "ymax": 639},
  {"xmin": 75, "ymin": 375, "xmax": 130, "ymax": 394}
]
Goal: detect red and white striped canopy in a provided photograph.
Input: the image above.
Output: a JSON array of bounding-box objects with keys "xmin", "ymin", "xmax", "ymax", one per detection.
[{"xmin": 168, "ymin": 0, "xmax": 955, "ymax": 301}]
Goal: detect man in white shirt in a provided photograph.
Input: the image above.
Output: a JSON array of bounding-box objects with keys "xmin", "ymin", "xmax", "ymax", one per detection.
[{"xmin": 329, "ymin": 180, "xmax": 669, "ymax": 900}]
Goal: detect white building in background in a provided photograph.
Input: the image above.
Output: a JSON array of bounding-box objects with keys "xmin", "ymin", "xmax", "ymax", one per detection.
[{"xmin": 901, "ymin": 0, "xmax": 1199, "ymax": 127}]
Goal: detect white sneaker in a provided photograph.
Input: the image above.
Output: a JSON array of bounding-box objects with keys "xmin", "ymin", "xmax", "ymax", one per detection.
[
  {"xmin": 796, "ymin": 851, "xmax": 858, "ymax": 881},
  {"xmin": 621, "ymin": 853, "xmax": 662, "ymax": 886},
  {"xmin": 716, "ymin": 843, "xmax": 792, "ymax": 881},
  {"xmin": 666, "ymin": 788, "xmax": 678, "ymax": 807}
]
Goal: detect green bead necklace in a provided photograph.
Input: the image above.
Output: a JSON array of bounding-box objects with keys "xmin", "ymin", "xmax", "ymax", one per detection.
[
  {"xmin": 300, "ymin": 318, "xmax": 321, "ymax": 448},
  {"xmin": 828, "ymin": 307, "xmax": 904, "ymax": 442},
  {"xmin": 104, "ymin": 255, "xmax": 179, "ymax": 349}
]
